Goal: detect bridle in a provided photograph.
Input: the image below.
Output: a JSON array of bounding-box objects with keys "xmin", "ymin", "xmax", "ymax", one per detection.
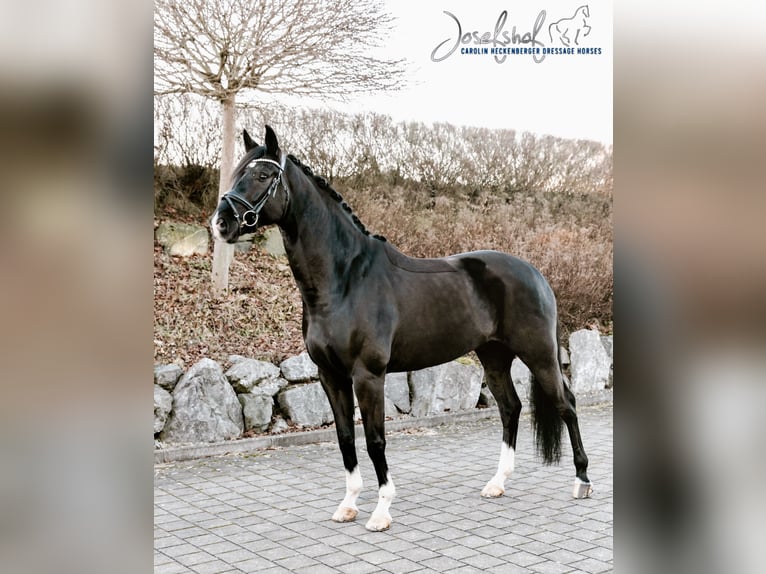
[{"xmin": 221, "ymin": 153, "xmax": 289, "ymax": 231}]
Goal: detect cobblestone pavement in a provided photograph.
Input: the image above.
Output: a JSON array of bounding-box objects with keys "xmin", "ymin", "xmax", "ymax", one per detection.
[{"xmin": 155, "ymin": 404, "xmax": 612, "ymax": 573}]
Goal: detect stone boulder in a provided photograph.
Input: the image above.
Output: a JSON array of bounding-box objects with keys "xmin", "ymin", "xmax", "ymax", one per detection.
[
  {"xmin": 154, "ymin": 385, "xmax": 173, "ymax": 434},
  {"xmin": 256, "ymin": 377, "xmax": 289, "ymax": 397},
  {"xmin": 410, "ymin": 361, "xmax": 484, "ymax": 417},
  {"xmin": 160, "ymin": 358, "xmax": 244, "ymax": 443},
  {"xmin": 279, "ymin": 352, "xmax": 319, "ymax": 382},
  {"xmin": 271, "ymin": 416, "xmax": 289, "ymax": 434},
  {"xmin": 569, "ymin": 329, "xmax": 611, "ymax": 393},
  {"xmin": 384, "ymin": 372, "xmax": 410, "ymax": 414},
  {"xmin": 155, "ymin": 222, "xmax": 209, "ymax": 257},
  {"xmin": 601, "ymin": 335, "xmax": 614, "ymax": 388},
  {"xmin": 238, "ymin": 391, "xmax": 273, "ymax": 432},
  {"xmin": 225, "ymin": 358, "xmax": 281, "ymax": 393},
  {"xmin": 277, "ymin": 382, "xmax": 333, "ymax": 427},
  {"xmin": 154, "ymin": 364, "xmax": 183, "ymax": 392},
  {"xmin": 260, "ymin": 227, "xmax": 286, "ymax": 257},
  {"xmin": 511, "ymin": 358, "xmax": 532, "ymax": 400}
]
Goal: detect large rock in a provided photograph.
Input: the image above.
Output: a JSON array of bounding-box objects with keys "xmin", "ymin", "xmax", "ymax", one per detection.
[
  {"xmin": 154, "ymin": 385, "xmax": 173, "ymax": 434},
  {"xmin": 154, "ymin": 364, "xmax": 183, "ymax": 392},
  {"xmin": 601, "ymin": 335, "xmax": 613, "ymax": 361},
  {"xmin": 385, "ymin": 372, "xmax": 410, "ymax": 413},
  {"xmin": 225, "ymin": 358, "xmax": 281, "ymax": 393},
  {"xmin": 256, "ymin": 377, "xmax": 289, "ymax": 397},
  {"xmin": 160, "ymin": 358, "xmax": 244, "ymax": 443},
  {"xmin": 511, "ymin": 358, "xmax": 532, "ymax": 400},
  {"xmin": 601, "ymin": 335, "xmax": 614, "ymax": 388},
  {"xmin": 261, "ymin": 227, "xmax": 286, "ymax": 256},
  {"xmin": 569, "ymin": 329, "xmax": 611, "ymax": 393},
  {"xmin": 409, "ymin": 361, "xmax": 484, "ymax": 417},
  {"xmin": 155, "ymin": 222, "xmax": 209, "ymax": 257},
  {"xmin": 277, "ymin": 382, "xmax": 333, "ymax": 427},
  {"xmin": 238, "ymin": 391, "xmax": 273, "ymax": 432},
  {"xmin": 279, "ymin": 352, "xmax": 319, "ymax": 382}
]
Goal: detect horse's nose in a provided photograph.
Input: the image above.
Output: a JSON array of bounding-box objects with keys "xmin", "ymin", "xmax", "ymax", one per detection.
[{"xmin": 210, "ymin": 216, "xmax": 229, "ymax": 240}]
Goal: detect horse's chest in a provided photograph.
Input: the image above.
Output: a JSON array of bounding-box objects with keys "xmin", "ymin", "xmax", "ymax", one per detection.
[
  {"xmin": 303, "ymin": 306, "xmax": 392, "ymax": 376},
  {"xmin": 303, "ymin": 320, "xmax": 348, "ymax": 371}
]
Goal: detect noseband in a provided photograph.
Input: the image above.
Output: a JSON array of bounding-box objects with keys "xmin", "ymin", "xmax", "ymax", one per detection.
[{"xmin": 221, "ymin": 155, "xmax": 289, "ymax": 231}]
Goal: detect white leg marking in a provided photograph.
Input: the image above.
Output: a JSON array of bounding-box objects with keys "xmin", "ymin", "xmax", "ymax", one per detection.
[
  {"xmin": 365, "ymin": 473, "xmax": 395, "ymax": 531},
  {"xmin": 481, "ymin": 442, "xmax": 515, "ymax": 497},
  {"xmin": 572, "ymin": 476, "xmax": 594, "ymax": 498},
  {"xmin": 332, "ymin": 467, "xmax": 362, "ymax": 522}
]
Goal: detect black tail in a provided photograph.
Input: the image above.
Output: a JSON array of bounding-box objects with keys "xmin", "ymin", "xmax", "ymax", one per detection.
[
  {"xmin": 531, "ymin": 321, "xmax": 566, "ymax": 464},
  {"xmin": 531, "ymin": 375, "xmax": 563, "ymax": 464}
]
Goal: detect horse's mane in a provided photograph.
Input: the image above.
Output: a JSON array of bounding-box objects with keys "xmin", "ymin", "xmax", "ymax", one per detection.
[{"xmin": 287, "ymin": 154, "xmax": 386, "ymax": 243}]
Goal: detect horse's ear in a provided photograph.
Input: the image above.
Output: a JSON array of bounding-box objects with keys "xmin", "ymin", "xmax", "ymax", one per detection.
[
  {"xmin": 264, "ymin": 125, "xmax": 280, "ymax": 156},
  {"xmin": 243, "ymin": 129, "xmax": 258, "ymax": 151}
]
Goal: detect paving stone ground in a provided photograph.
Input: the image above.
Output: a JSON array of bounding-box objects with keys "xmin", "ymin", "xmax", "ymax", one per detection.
[{"xmin": 155, "ymin": 403, "xmax": 612, "ymax": 573}]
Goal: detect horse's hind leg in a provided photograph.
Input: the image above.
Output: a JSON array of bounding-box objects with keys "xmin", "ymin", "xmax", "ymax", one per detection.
[
  {"xmin": 526, "ymin": 355, "xmax": 593, "ymax": 498},
  {"xmin": 476, "ymin": 343, "xmax": 522, "ymax": 498},
  {"xmin": 319, "ymin": 370, "xmax": 362, "ymax": 523},
  {"xmin": 561, "ymin": 379, "xmax": 593, "ymax": 498}
]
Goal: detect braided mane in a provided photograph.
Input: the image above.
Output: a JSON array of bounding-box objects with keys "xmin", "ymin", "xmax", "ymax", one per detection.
[{"xmin": 287, "ymin": 154, "xmax": 386, "ymax": 242}]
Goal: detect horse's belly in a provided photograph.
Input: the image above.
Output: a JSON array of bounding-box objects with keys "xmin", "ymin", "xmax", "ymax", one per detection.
[
  {"xmin": 387, "ymin": 314, "xmax": 487, "ymax": 372},
  {"xmin": 386, "ymin": 272, "xmax": 494, "ymax": 371}
]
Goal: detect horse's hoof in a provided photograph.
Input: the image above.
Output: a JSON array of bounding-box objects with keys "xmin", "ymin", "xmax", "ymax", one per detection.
[
  {"xmin": 365, "ymin": 512, "xmax": 392, "ymax": 532},
  {"xmin": 481, "ymin": 483, "xmax": 505, "ymax": 498},
  {"xmin": 332, "ymin": 506, "xmax": 358, "ymax": 522},
  {"xmin": 572, "ymin": 477, "xmax": 593, "ymax": 499}
]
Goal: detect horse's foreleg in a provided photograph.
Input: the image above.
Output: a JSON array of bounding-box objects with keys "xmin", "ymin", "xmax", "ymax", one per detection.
[
  {"xmin": 354, "ymin": 370, "xmax": 395, "ymax": 532},
  {"xmin": 319, "ymin": 372, "xmax": 361, "ymax": 522}
]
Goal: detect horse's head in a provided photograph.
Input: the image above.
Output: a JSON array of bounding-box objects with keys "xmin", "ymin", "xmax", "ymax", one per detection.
[{"xmin": 211, "ymin": 125, "xmax": 289, "ymax": 243}]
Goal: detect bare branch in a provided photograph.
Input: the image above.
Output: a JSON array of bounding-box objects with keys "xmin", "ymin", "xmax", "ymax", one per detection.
[{"xmin": 154, "ymin": 0, "xmax": 408, "ymax": 101}]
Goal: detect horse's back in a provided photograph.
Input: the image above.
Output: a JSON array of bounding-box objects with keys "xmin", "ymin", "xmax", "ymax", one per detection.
[{"xmin": 382, "ymin": 242, "xmax": 457, "ymax": 273}]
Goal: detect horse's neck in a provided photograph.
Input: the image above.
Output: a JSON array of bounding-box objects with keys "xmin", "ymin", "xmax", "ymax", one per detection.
[{"xmin": 279, "ymin": 174, "xmax": 369, "ymax": 308}]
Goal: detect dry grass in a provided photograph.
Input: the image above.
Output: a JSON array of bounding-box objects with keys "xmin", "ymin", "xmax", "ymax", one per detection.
[{"xmin": 153, "ymin": 244, "xmax": 305, "ymax": 367}]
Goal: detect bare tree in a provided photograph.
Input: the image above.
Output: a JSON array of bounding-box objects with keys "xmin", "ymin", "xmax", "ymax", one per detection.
[{"xmin": 154, "ymin": 0, "xmax": 406, "ymax": 295}]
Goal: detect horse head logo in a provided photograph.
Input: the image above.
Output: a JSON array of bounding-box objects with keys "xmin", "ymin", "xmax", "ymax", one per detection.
[{"xmin": 549, "ymin": 5, "xmax": 591, "ymax": 47}]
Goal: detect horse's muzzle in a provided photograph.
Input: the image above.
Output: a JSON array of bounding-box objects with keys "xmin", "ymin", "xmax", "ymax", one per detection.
[{"xmin": 210, "ymin": 210, "xmax": 237, "ymax": 243}]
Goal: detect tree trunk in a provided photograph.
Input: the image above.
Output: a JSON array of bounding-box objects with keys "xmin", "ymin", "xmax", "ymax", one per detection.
[{"xmin": 211, "ymin": 95, "xmax": 236, "ymax": 296}]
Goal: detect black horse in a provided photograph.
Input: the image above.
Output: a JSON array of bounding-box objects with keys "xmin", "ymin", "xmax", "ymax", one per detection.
[{"xmin": 211, "ymin": 126, "xmax": 592, "ymax": 531}]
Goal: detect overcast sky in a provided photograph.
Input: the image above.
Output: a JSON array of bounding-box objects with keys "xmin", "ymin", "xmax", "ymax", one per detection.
[{"xmin": 286, "ymin": 0, "xmax": 612, "ymax": 144}]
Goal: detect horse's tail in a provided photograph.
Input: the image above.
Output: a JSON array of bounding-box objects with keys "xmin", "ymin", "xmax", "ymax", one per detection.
[
  {"xmin": 548, "ymin": 23, "xmax": 556, "ymax": 43},
  {"xmin": 530, "ymin": 321, "xmax": 565, "ymax": 465}
]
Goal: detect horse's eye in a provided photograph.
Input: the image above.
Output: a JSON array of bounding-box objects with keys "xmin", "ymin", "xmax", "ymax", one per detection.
[{"xmin": 258, "ymin": 173, "xmax": 268, "ymax": 181}]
